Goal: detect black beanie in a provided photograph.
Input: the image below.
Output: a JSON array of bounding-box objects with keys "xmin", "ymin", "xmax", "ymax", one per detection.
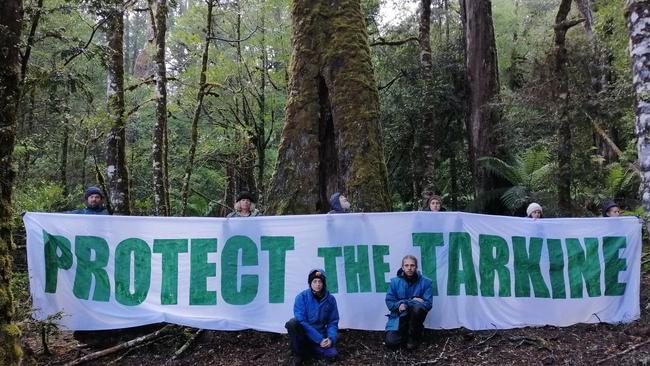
[{"xmin": 308, "ymin": 269, "xmax": 327, "ymax": 289}]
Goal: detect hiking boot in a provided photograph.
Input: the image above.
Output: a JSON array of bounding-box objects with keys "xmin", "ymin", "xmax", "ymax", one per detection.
[
  {"xmin": 291, "ymin": 355, "xmax": 304, "ymax": 366},
  {"xmin": 406, "ymin": 338, "xmax": 420, "ymax": 351}
]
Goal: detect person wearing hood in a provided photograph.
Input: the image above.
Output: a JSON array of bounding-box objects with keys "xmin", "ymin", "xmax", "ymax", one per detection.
[
  {"xmin": 227, "ymin": 191, "xmax": 261, "ymax": 217},
  {"xmin": 66, "ymin": 186, "xmax": 108, "ymax": 215},
  {"xmin": 285, "ymin": 269, "xmax": 339, "ymax": 364},
  {"xmin": 328, "ymin": 192, "xmax": 350, "ymax": 214},
  {"xmin": 385, "ymin": 255, "xmax": 433, "ymax": 350},
  {"xmin": 423, "ymin": 195, "xmax": 445, "ymax": 212},
  {"xmin": 602, "ymin": 200, "xmax": 621, "ymax": 217},
  {"xmin": 526, "ymin": 202, "xmax": 543, "ymax": 219}
]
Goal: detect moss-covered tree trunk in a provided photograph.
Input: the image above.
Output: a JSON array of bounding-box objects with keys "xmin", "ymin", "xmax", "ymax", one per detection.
[
  {"xmin": 460, "ymin": 0, "xmax": 502, "ymax": 199},
  {"xmin": 267, "ymin": 0, "xmax": 390, "ymax": 214},
  {"xmin": 0, "ymin": 0, "xmax": 24, "ymax": 363},
  {"xmin": 105, "ymin": 2, "xmax": 131, "ymax": 215},
  {"xmin": 152, "ymin": 0, "xmax": 169, "ymax": 216},
  {"xmin": 411, "ymin": 0, "xmax": 436, "ymax": 207},
  {"xmin": 626, "ymin": 0, "xmax": 650, "ymax": 216}
]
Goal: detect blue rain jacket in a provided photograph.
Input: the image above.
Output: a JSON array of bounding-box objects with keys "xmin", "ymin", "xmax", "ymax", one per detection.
[
  {"xmin": 385, "ymin": 269, "xmax": 433, "ymax": 331},
  {"xmin": 294, "ymin": 288, "xmax": 339, "ymax": 344}
]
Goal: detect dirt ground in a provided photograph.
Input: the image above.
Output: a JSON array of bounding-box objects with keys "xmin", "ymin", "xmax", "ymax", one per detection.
[{"xmin": 14, "ymin": 254, "xmax": 650, "ymax": 365}]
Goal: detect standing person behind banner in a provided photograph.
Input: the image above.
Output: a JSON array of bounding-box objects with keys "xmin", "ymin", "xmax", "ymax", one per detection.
[
  {"xmin": 285, "ymin": 269, "xmax": 339, "ymax": 365},
  {"xmin": 328, "ymin": 192, "xmax": 350, "ymax": 214},
  {"xmin": 422, "ymin": 194, "xmax": 445, "ymax": 212},
  {"xmin": 602, "ymin": 200, "xmax": 621, "ymax": 217},
  {"xmin": 526, "ymin": 202, "xmax": 543, "ymax": 219},
  {"xmin": 227, "ymin": 191, "xmax": 261, "ymax": 217},
  {"xmin": 66, "ymin": 186, "xmax": 108, "ymax": 215},
  {"xmin": 385, "ymin": 255, "xmax": 433, "ymax": 350}
]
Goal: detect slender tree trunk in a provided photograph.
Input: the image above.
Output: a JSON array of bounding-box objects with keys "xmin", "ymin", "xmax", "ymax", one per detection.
[
  {"xmin": 180, "ymin": 0, "xmax": 213, "ymax": 216},
  {"xmin": 152, "ymin": 0, "xmax": 169, "ymax": 215},
  {"xmin": 105, "ymin": 2, "xmax": 131, "ymax": 215},
  {"xmin": 256, "ymin": 9, "xmax": 267, "ymax": 204},
  {"xmin": 459, "ymin": 0, "xmax": 502, "ymax": 202},
  {"xmin": 60, "ymin": 124, "xmax": 69, "ymax": 196},
  {"xmin": 412, "ymin": 0, "xmax": 435, "ymax": 207},
  {"xmin": 626, "ymin": 0, "xmax": 650, "ymax": 215},
  {"xmin": 554, "ymin": 0, "xmax": 584, "ymax": 216},
  {"xmin": 267, "ymin": 0, "xmax": 390, "ymax": 214},
  {"xmin": 0, "ymin": 0, "xmax": 24, "ymax": 363}
]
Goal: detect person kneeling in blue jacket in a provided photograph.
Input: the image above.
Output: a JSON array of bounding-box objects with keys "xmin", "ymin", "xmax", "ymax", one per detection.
[
  {"xmin": 286, "ymin": 269, "xmax": 339, "ymax": 365},
  {"xmin": 385, "ymin": 255, "xmax": 433, "ymax": 350}
]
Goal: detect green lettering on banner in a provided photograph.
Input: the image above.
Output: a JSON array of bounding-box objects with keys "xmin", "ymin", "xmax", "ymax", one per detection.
[
  {"xmin": 261, "ymin": 236, "xmax": 294, "ymax": 303},
  {"xmin": 603, "ymin": 236, "xmax": 627, "ymax": 296},
  {"xmin": 343, "ymin": 245, "xmax": 372, "ymax": 293},
  {"xmin": 221, "ymin": 235, "xmax": 259, "ymax": 305},
  {"xmin": 447, "ymin": 232, "xmax": 478, "ymax": 296},
  {"xmin": 153, "ymin": 239, "xmax": 188, "ymax": 305},
  {"xmin": 512, "ymin": 236, "xmax": 549, "ymax": 298},
  {"xmin": 318, "ymin": 247, "xmax": 342, "ymax": 293},
  {"xmin": 372, "ymin": 245, "xmax": 390, "ymax": 293},
  {"xmin": 547, "ymin": 239, "xmax": 566, "ymax": 299},
  {"xmin": 566, "ymin": 238, "xmax": 601, "ymax": 298},
  {"xmin": 412, "ymin": 233, "xmax": 443, "ymax": 295},
  {"xmin": 73, "ymin": 236, "xmax": 110, "ymax": 301},
  {"xmin": 479, "ymin": 234, "xmax": 511, "ymax": 297},
  {"xmin": 43, "ymin": 231, "xmax": 73, "ymax": 293},
  {"xmin": 190, "ymin": 239, "xmax": 217, "ymax": 305},
  {"xmin": 115, "ymin": 238, "xmax": 151, "ymax": 305}
]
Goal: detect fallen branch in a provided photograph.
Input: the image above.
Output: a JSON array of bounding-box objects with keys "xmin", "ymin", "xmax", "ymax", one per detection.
[
  {"xmin": 414, "ymin": 337, "xmax": 450, "ymax": 365},
  {"xmin": 596, "ymin": 338, "xmax": 650, "ymax": 364},
  {"xmin": 64, "ymin": 325, "xmax": 175, "ymax": 366},
  {"xmin": 173, "ymin": 328, "xmax": 204, "ymax": 358}
]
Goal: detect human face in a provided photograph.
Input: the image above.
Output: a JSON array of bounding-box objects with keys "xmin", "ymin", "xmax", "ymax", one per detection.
[
  {"xmin": 86, "ymin": 193, "xmax": 102, "ymax": 208},
  {"xmin": 607, "ymin": 207, "xmax": 621, "ymax": 217},
  {"xmin": 401, "ymin": 258, "xmax": 417, "ymax": 277},
  {"xmin": 429, "ymin": 199, "xmax": 442, "ymax": 212},
  {"xmin": 530, "ymin": 210, "xmax": 542, "ymax": 219},
  {"xmin": 239, "ymin": 198, "xmax": 251, "ymax": 213},
  {"xmin": 310, "ymin": 278, "xmax": 323, "ymax": 292}
]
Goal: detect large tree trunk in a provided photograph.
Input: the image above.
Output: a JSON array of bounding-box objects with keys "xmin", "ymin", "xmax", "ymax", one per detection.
[
  {"xmin": 152, "ymin": 0, "xmax": 169, "ymax": 216},
  {"xmin": 105, "ymin": 2, "xmax": 131, "ymax": 215},
  {"xmin": 180, "ymin": 0, "xmax": 214, "ymax": 216},
  {"xmin": 0, "ymin": 0, "xmax": 24, "ymax": 363},
  {"xmin": 459, "ymin": 0, "xmax": 502, "ymax": 200},
  {"xmin": 411, "ymin": 0, "xmax": 436, "ymax": 207},
  {"xmin": 267, "ymin": 0, "xmax": 391, "ymax": 214},
  {"xmin": 626, "ymin": 0, "xmax": 650, "ymax": 215},
  {"xmin": 554, "ymin": 0, "xmax": 584, "ymax": 216}
]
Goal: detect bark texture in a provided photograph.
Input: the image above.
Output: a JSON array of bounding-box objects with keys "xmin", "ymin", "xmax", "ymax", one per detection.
[
  {"xmin": 626, "ymin": 0, "xmax": 650, "ymax": 214},
  {"xmin": 152, "ymin": 0, "xmax": 169, "ymax": 216},
  {"xmin": 554, "ymin": 0, "xmax": 584, "ymax": 215},
  {"xmin": 460, "ymin": 0, "xmax": 502, "ymax": 198},
  {"xmin": 105, "ymin": 2, "xmax": 131, "ymax": 215},
  {"xmin": 411, "ymin": 0, "xmax": 436, "ymax": 206},
  {"xmin": 180, "ymin": 0, "xmax": 213, "ymax": 216},
  {"xmin": 267, "ymin": 0, "xmax": 390, "ymax": 214},
  {"xmin": 0, "ymin": 0, "xmax": 24, "ymax": 363}
]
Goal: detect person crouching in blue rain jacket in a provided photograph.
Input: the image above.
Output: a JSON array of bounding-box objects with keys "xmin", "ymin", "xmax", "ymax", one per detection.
[
  {"xmin": 285, "ymin": 269, "xmax": 339, "ymax": 365},
  {"xmin": 385, "ymin": 255, "xmax": 433, "ymax": 350}
]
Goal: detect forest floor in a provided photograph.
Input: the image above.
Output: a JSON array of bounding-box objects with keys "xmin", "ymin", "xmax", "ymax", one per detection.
[{"xmin": 13, "ymin": 248, "xmax": 650, "ymax": 366}]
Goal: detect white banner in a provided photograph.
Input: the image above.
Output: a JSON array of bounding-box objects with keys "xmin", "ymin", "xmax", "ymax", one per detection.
[{"xmin": 24, "ymin": 212, "xmax": 641, "ymax": 332}]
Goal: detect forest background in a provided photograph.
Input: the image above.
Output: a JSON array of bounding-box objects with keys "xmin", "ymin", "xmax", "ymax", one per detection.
[{"xmin": 1, "ymin": 0, "xmax": 649, "ymax": 364}]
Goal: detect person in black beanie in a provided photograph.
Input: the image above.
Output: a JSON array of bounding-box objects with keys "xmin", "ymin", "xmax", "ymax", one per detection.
[
  {"xmin": 66, "ymin": 186, "xmax": 108, "ymax": 215},
  {"xmin": 227, "ymin": 191, "xmax": 261, "ymax": 217},
  {"xmin": 285, "ymin": 269, "xmax": 339, "ymax": 365}
]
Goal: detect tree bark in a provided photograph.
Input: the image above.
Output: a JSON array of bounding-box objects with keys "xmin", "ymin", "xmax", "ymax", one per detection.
[
  {"xmin": 459, "ymin": 0, "xmax": 502, "ymax": 201},
  {"xmin": 0, "ymin": 0, "xmax": 24, "ymax": 363},
  {"xmin": 105, "ymin": 1, "xmax": 131, "ymax": 215},
  {"xmin": 180, "ymin": 0, "xmax": 214, "ymax": 216},
  {"xmin": 152, "ymin": 0, "xmax": 169, "ymax": 216},
  {"xmin": 626, "ymin": 0, "xmax": 650, "ymax": 215},
  {"xmin": 267, "ymin": 0, "xmax": 391, "ymax": 214},
  {"xmin": 411, "ymin": 0, "xmax": 436, "ymax": 207},
  {"xmin": 554, "ymin": 0, "xmax": 584, "ymax": 216}
]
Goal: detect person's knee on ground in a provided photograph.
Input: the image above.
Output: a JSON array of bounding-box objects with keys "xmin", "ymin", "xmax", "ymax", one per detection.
[
  {"xmin": 407, "ymin": 303, "xmax": 429, "ymax": 339},
  {"xmin": 385, "ymin": 330, "xmax": 403, "ymax": 349},
  {"xmin": 286, "ymin": 318, "xmax": 308, "ymax": 357}
]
